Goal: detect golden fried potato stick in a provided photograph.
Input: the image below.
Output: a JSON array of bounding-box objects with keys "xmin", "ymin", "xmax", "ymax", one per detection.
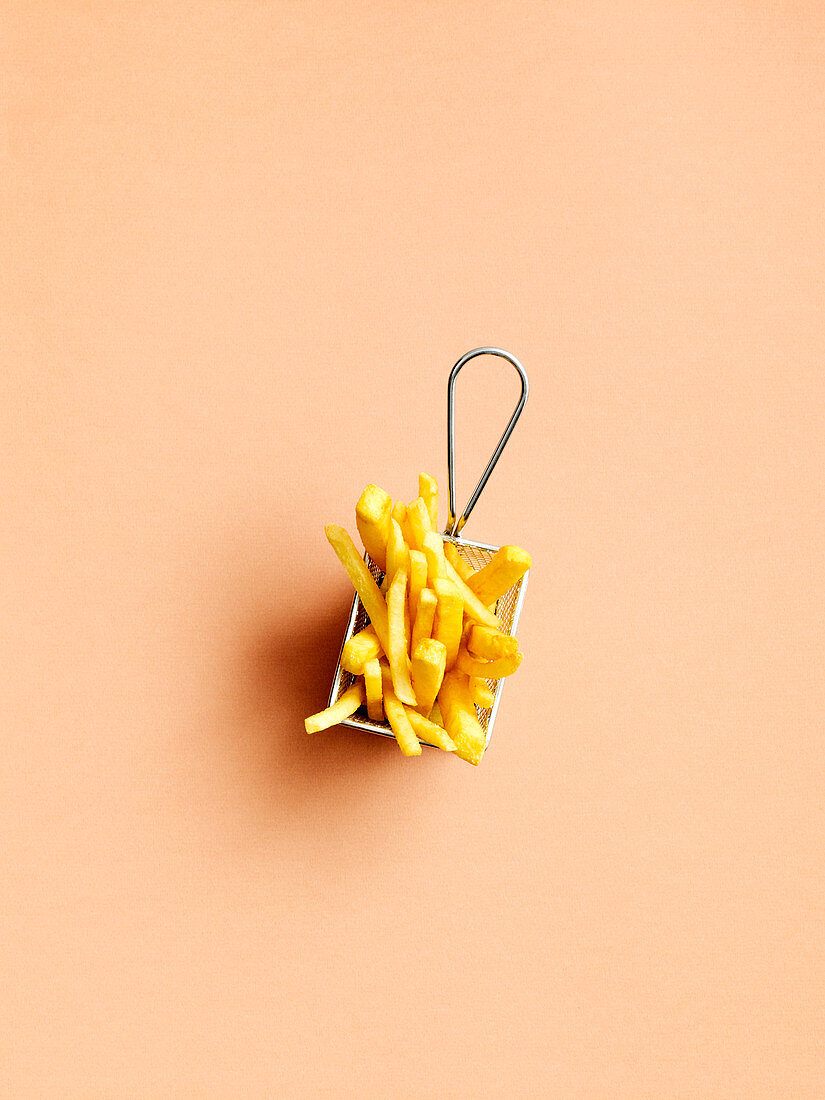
[
  {"xmin": 432, "ymin": 578, "xmax": 464, "ymax": 669},
  {"xmin": 408, "ymin": 550, "xmax": 428, "ymax": 631},
  {"xmin": 469, "ymin": 676, "xmax": 495, "ymax": 709},
  {"xmin": 386, "ymin": 568, "xmax": 417, "ymax": 705},
  {"xmin": 411, "ymin": 638, "xmax": 447, "ymax": 717},
  {"xmin": 340, "ymin": 624, "xmax": 382, "ymax": 674},
  {"xmin": 384, "ymin": 695, "xmax": 422, "ymax": 755},
  {"xmin": 455, "ymin": 645, "xmax": 523, "ymax": 679},
  {"xmin": 379, "ymin": 663, "xmax": 422, "ymax": 755},
  {"xmin": 305, "ymin": 682, "xmax": 364, "ymax": 734},
  {"xmin": 411, "ymin": 588, "xmax": 437, "ymax": 650},
  {"xmin": 467, "ymin": 623, "xmax": 518, "ymax": 661},
  {"xmin": 438, "ymin": 670, "xmax": 487, "ymax": 765},
  {"xmin": 363, "ymin": 658, "xmax": 383, "ymax": 722},
  {"xmin": 443, "ymin": 540, "xmax": 475, "ymax": 583},
  {"xmin": 466, "ymin": 545, "xmax": 532, "ymax": 605},
  {"xmin": 406, "ymin": 496, "xmax": 434, "ymax": 552},
  {"xmin": 422, "ymin": 531, "xmax": 448, "ymax": 584},
  {"xmin": 385, "ymin": 518, "xmax": 410, "ymax": 586},
  {"xmin": 355, "ymin": 485, "xmax": 392, "ymax": 570},
  {"xmin": 326, "ymin": 523, "xmax": 390, "ymax": 642},
  {"xmin": 392, "ymin": 500, "xmax": 416, "ymax": 547},
  {"xmin": 418, "ymin": 473, "xmax": 439, "ymax": 530},
  {"xmin": 404, "ymin": 705, "xmax": 456, "ymax": 753}
]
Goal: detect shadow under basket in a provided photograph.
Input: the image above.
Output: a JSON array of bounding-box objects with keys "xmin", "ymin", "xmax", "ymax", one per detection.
[{"xmin": 327, "ymin": 535, "xmax": 529, "ymax": 750}]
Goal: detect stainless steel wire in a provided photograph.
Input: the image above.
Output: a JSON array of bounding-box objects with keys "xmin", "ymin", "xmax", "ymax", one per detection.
[{"xmin": 445, "ymin": 347, "xmax": 529, "ymax": 538}]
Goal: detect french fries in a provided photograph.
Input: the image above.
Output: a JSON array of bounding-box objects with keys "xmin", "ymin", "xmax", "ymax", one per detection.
[
  {"xmin": 325, "ymin": 525, "xmax": 390, "ymax": 651},
  {"xmin": 456, "ymin": 645, "xmax": 523, "ymax": 679},
  {"xmin": 442, "ymin": 557, "xmax": 502, "ymax": 630},
  {"xmin": 363, "ymin": 658, "xmax": 384, "ymax": 722},
  {"xmin": 341, "ymin": 624, "xmax": 382, "ymax": 674},
  {"xmin": 383, "ymin": 679, "xmax": 422, "ymax": 756},
  {"xmin": 406, "ymin": 496, "xmax": 433, "ymax": 552},
  {"xmin": 355, "ymin": 485, "xmax": 392, "ymax": 571},
  {"xmin": 385, "ymin": 518, "xmax": 410, "ymax": 584},
  {"xmin": 466, "ymin": 545, "xmax": 532, "ymax": 605},
  {"xmin": 411, "ymin": 588, "xmax": 437, "ymax": 650},
  {"xmin": 411, "ymin": 638, "xmax": 447, "ymax": 717},
  {"xmin": 469, "ymin": 676, "xmax": 495, "ymax": 709},
  {"xmin": 376, "ymin": 661, "xmax": 421, "ymax": 755},
  {"xmin": 419, "ymin": 473, "xmax": 439, "ymax": 529},
  {"xmin": 432, "ymin": 578, "xmax": 464, "ymax": 670},
  {"xmin": 309, "ymin": 474, "xmax": 530, "ymax": 763},
  {"xmin": 408, "ymin": 550, "xmax": 428, "ymax": 630},
  {"xmin": 437, "ymin": 670, "xmax": 487, "ymax": 765},
  {"xmin": 305, "ymin": 683, "xmax": 364, "ymax": 734},
  {"xmin": 392, "ymin": 500, "xmax": 416, "ymax": 547},
  {"xmin": 443, "ymin": 540, "xmax": 475, "ymax": 583},
  {"xmin": 426, "ymin": 533, "xmax": 500, "ymax": 630},
  {"xmin": 422, "ymin": 531, "xmax": 449, "ymax": 584},
  {"xmin": 386, "ymin": 568, "xmax": 417, "ymax": 705},
  {"xmin": 405, "ymin": 705, "xmax": 456, "ymax": 752},
  {"xmin": 467, "ymin": 623, "xmax": 518, "ymax": 660}
]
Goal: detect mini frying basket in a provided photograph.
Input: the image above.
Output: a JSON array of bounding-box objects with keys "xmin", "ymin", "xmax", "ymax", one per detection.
[{"xmin": 327, "ymin": 347, "xmax": 530, "ymax": 750}]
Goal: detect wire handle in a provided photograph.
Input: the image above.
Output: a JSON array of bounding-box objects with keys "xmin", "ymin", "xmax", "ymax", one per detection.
[{"xmin": 445, "ymin": 347, "xmax": 529, "ymax": 537}]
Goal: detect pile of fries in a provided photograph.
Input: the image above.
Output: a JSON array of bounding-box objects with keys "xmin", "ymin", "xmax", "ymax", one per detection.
[{"xmin": 305, "ymin": 474, "xmax": 531, "ymax": 765}]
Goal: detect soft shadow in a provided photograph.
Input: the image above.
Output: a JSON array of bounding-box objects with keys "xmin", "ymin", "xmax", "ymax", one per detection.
[{"xmin": 229, "ymin": 586, "xmax": 402, "ymax": 809}]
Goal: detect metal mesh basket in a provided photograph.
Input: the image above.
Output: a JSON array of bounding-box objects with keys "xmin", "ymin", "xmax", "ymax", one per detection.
[{"xmin": 326, "ymin": 347, "xmax": 530, "ymax": 750}]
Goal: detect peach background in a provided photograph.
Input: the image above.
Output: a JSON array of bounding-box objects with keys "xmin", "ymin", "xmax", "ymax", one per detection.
[{"xmin": 3, "ymin": 3, "xmax": 824, "ymax": 1096}]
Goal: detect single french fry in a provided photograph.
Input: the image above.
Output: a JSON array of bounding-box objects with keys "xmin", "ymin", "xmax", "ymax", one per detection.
[
  {"xmin": 363, "ymin": 659, "xmax": 383, "ymax": 722},
  {"xmin": 387, "ymin": 568, "xmax": 417, "ymax": 706},
  {"xmin": 404, "ymin": 705, "xmax": 456, "ymax": 752},
  {"xmin": 408, "ymin": 550, "xmax": 427, "ymax": 630},
  {"xmin": 392, "ymin": 500, "xmax": 416, "ymax": 547},
  {"xmin": 467, "ymin": 623, "xmax": 518, "ymax": 661},
  {"xmin": 411, "ymin": 638, "xmax": 447, "ymax": 717},
  {"xmin": 438, "ymin": 670, "xmax": 487, "ymax": 765},
  {"xmin": 432, "ymin": 578, "xmax": 464, "ymax": 669},
  {"xmin": 422, "ymin": 530, "xmax": 449, "ymax": 585},
  {"xmin": 326, "ymin": 526, "xmax": 390, "ymax": 652},
  {"xmin": 411, "ymin": 588, "xmax": 438, "ymax": 650},
  {"xmin": 406, "ymin": 496, "xmax": 434, "ymax": 552},
  {"xmin": 355, "ymin": 485, "xmax": 392, "ymax": 570},
  {"xmin": 340, "ymin": 624, "xmax": 382, "ymax": 674},
  {"xmin": 455, "ymin": 646, "xmax": 523, "ymax": 679},
  {"xmin": 443, "ymin": 540, "xmax": 475, "ymax": 583},
  {"xmin": 386, "ymin": 518, "xmax": 410, "ymax": 586},
  {"xmin": 418, "ymin": 473, "xmax": 439, "ymax": 530},
  {"xmin": 305, "ymin": 683, "xmax": 364, "ymax": 734},
  {"xmin": 466, "ymin": 545, "xmax": 532, "ymax": 605},
  {"xmin": 382, "ymin": 673, "xmax": 422, "ymax": 756},
  {"xmin": 447, "ymin": 711, "xmax": 486, "ymax": 766},
  {"xmin": 469, "ymin": 676, "xmax": 495, "ymax": 709}
]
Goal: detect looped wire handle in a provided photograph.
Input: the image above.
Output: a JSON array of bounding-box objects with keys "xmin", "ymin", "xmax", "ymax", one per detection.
[{"xmin": 446, "ymin": 347, "xmax": 529, "ymax": 537}]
